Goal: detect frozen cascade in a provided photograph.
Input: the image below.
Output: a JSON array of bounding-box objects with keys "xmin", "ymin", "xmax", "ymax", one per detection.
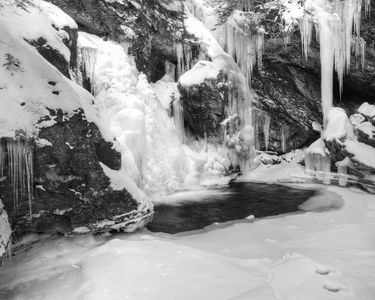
[
  {"xmin": 281, "ymin": 125, "xmax": 289, "ymax": 153},
  {"xmin": 77, "ymin": 32, "xmax": 197, "ymax": 197},
  {"xmin": 0, "ymin": 138, "xmax": 33, "ymax": 220},
  {"xmin": 181, "ymin": 6, "xmax": 259, "ymax": 174}
]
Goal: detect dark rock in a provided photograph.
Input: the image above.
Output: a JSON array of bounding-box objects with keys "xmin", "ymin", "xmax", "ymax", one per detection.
[
  {"xmin": 26, "ymin": 24, "xmax": 78, "ymax": 78},
  {"xmin": 0, "ymin": 110, "xmax": 152, "ymax": 239},
  {"xmin": 179, "ymin": 76, "xmax": 227, "ymax": 141}
]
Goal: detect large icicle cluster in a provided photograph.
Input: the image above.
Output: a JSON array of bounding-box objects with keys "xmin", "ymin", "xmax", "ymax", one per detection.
[
  {"xmin": 0, "ymin": 138, "xmax": 34, "ymax": 220},
  {"xmin": 300, "ymin": 0, "xmax": 369, "ymax": 124},
  {"xmin": 214, "ymin": 10, "xmax": 265, "ymax": 85}
]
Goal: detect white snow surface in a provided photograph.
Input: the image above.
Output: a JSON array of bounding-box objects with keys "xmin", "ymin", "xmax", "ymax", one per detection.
[
  {"xmin": 179, "ymin": 60, "xmax": 221, "ymax": 87},
  {"xmin": 0, "ymin": 184, "xmax": 374, "ymax": 299},
  {"xmin": 344, "ymin": 140, "xmax": 375, "ymax": 169},
  {"xmin": 358, "ymin": 102, "xmax": 375, "ymax": 118}
]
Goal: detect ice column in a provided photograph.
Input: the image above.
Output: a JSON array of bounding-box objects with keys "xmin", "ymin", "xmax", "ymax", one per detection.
[
  {"xmin": 281, "ymin": 125, "xmax": 289, "ymax": 153},
  {"xmin": 263, "ymin": 113, "xmax": 270, "ymax": 151},
  {"xmin": 172, "ymin": 98, "xmax": 186, "ymax": 144}
]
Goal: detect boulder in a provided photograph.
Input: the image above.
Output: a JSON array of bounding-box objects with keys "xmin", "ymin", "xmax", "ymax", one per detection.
[{"xmin": 0, "ymin": 110, "xmax": 152, "ymax": 239}]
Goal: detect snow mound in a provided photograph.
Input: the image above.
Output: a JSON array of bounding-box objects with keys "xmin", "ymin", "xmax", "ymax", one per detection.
[
  {"xmin": 323, "ymin": 108, "xmax": 355, "ymax": 142},
  {"xmin": 179, "ymin": 60, "xmax": 221, "ymax": 87},
  {"xmin": 358, "ymin": 102, "xmax": 375, "ymax": 118}
]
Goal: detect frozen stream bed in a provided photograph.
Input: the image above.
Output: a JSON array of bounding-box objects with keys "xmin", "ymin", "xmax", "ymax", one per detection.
[{"xmin": 0, "ymin": 184, "xmax": 374, "ymax": 300}]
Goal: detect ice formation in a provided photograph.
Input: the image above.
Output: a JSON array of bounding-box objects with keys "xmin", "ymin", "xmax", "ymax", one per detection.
[
  {"xmin": 77, "ymin": 32, "xmax": 198, "ymax": 198},
  {"xmin": 304, "ymin": 138, "xmax": 331, "ymax": 184},
  {"xmin": 263, "ymin": 113, "xmax": 271, "ymax": 151},
  {"xmin": 0, "ymin": 138, "xmax": 34, "ymax": 220},
  {"xmin": 180, "ymin": 8, "xmax": 259, "ymax": 174},
  {"xmin": 335, "ymin": 157, "xmax": 351, "ymax": 186},
  {"xmin": 300, "ymin": 0, "xmax": 369, "ymax": 124},
  {"xmin": 281, "ymin": 125, "xmax": 289, "ymax": 153},
  {"xmin": 172, "ymin": 98, "xmax": 186, "ymax": 144},
  {"xmin": 213, "ymin": 11, "xmax": 265, "ymax": 86}
]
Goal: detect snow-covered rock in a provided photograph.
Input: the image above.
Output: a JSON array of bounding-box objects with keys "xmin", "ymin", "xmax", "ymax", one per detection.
[
  {"xmin": 0, "ymin": 1, "xmax": 153, "ymax": 237},
  {"xmin": 0, "ymin": 199, "xmax": 11, "ymax": 266}
]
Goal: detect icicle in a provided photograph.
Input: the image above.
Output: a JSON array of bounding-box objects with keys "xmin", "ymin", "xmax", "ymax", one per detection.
[
  {"xmin": 299, "ymin": 14, "xmax": 313, "ymax": 59},
  {"xmin": 281, "ymin": 125, "xmax": 289, "ymax": 153},
  {"xmin": 175, "ymin": 43, "xmax": 194, "ymax": 79},
  {"xmin": 78, "ymin": 47, "xmax": 98, "ymax": 95},
  {"xmin": 172, "ymin": 98, "xmax": 186, "ymax": 143},
  {"xmin": 214, "ymin": 13, "xmax": 257, "ymax": 86},
  {"xmin": 263, "ymin": 113, "xmax": 270, "ymax": 151},
  {"xmin": 256, "ymin": 27, "xmax": 265, "ymax": 70},
  {"xmin": 3, "ymin": 138, "xmax": 34, "ymax": 220},
  {"xmin": 365, "ymin": 0, "xmax": 371, "ymax": 16},
  {"xmin": 0, "ymin": 140, "xmax": 5, "ymax": 179}
]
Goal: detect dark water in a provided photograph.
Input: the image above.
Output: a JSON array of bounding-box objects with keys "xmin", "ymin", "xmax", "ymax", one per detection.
[{"xmin": 147, "ymin": 182, "xmax": 315, "ymax": 234}]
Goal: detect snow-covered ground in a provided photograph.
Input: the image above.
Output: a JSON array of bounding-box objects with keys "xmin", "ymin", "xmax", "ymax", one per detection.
[{"xmin": 0, "ymin": 180, "xmax": 374, "ymax": 300}]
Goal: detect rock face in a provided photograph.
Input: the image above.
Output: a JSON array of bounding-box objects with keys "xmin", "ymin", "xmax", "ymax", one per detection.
[
  {"xmin": 178, "ymin": 74, "xmax": 227, "ymax": 141},
  {"xmin": 46, "ymin": 0, "xmax": 186, "ymax": 83},
  {"xmin": 0, "ymin": 110, "xmax": 152, "ymax": 239}
]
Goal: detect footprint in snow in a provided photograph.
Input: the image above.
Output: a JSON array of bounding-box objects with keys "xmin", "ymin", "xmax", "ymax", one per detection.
[{"xmin": 323, "ymin": 282, "xmax": 345, "ymax": 293}]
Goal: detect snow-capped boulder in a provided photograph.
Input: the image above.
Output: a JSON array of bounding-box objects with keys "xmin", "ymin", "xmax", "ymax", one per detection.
[
  {"xmin": 178, "ymin": 62, "xmax": 227, "ymax": 141},
  {"xmin": 0, "ymin": 1, "xmax": 153, "ymax": 237}
]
